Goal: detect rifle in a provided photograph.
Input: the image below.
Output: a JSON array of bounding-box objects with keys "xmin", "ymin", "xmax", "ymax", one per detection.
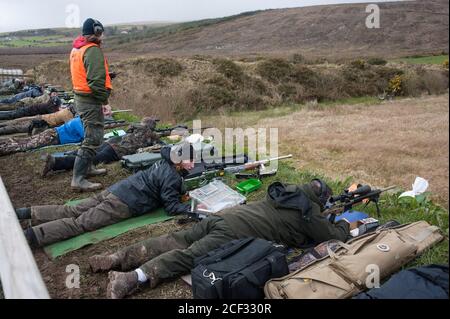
[
  {"xmin": 183, "ymin": 154, "xmax": 293, "ymax": 191},
  {"xmin": 155, "ymin": 125, "xmax": 212, "ymax": 137},
  {"xmin": 325, "ymin": 185, "xmax": 396, "ymax": 223}
]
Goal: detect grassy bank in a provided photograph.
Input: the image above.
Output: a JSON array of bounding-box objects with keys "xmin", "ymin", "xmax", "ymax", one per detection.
[{"xmin": 394, "ymin": 54, "xmax": 449, "ymax": 65}]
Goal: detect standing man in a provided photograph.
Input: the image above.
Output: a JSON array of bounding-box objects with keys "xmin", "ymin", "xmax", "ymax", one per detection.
[{"xmin": 70, "ymin": 18, "xmax": 112, "ymax": 192}]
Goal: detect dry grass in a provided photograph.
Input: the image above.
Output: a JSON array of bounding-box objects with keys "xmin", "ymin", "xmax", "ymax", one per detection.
[{"xmin": 207, "ymin": 94, "xmax": 450, "ymax": 207}]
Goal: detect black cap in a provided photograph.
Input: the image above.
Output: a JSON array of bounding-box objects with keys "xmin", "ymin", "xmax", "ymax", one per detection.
[{"xmin": 82, "ymin": 18, "xmax": 104, "ymax": 36}]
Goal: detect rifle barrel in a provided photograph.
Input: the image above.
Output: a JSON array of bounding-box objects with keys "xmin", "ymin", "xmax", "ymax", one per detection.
[{"xmin": 257, "ymin": 154, "xmax": 293, "ymax": 164}]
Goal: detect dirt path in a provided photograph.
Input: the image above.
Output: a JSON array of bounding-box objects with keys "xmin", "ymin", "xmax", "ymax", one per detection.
[{"xmin": 256, "ymin": 94, "xmax": 449, "ymax": 207}]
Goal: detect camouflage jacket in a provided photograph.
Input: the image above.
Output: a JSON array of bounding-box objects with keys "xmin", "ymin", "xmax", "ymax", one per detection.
[
  {"xmin": 16, "ymin": 93, "xmax": 51, "ymax": 108},
  {"xmin": 108, "ymin": 124, "xmax": 161, "ymax": 158}
]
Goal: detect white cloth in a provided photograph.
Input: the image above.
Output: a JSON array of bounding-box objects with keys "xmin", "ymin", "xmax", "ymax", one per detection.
[
  {"xmin": 135, "ymin": 268, "xmax": 148, "ymax": 283},
  {"xmin": 399, "ymin": 177, "xmax": 429, "ymax": 198}
]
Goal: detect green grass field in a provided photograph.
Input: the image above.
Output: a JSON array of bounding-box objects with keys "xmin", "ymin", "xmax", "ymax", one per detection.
[
  {"xmin": 0, "ymin": 35, "xmax": 70, "ymax": 48},
  {"xmin": 394, "ymin": 54, "xmax": 449, "ymax": 65}
]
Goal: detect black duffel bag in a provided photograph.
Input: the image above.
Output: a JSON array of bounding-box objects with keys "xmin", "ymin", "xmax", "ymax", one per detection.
[{"xmin": 191, "ymin": 238, "xmax": 289, "ymax": 299}]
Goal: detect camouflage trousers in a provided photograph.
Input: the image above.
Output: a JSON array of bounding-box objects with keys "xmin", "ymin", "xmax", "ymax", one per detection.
[{"xmin": 0, "ymin": 128, "xmax": 59, "ymax": 156}]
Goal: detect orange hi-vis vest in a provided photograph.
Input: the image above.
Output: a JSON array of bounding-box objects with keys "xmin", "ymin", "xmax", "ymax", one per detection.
[{"xmin": 70, "ymin": 42, "xmax": 112, "ymax": 94}]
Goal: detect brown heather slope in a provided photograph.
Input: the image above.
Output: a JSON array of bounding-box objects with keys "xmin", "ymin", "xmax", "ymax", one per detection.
[
  {"xmin": 0, "ymin": 0, "xmax": 448, "ymax": 71},
  {"xmin": 127, "ymin": 0, "xmax": 449, "ymax": 58}
]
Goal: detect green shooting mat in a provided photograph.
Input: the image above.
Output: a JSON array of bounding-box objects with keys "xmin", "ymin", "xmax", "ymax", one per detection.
[{"xmin": 44, "ymin": 199, "xmax": 172, "ymax": 259}]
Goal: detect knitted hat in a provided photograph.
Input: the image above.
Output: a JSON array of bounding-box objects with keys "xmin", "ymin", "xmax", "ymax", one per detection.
[{"xmin": 82, "ymin": 18, "xmax": 104, "ymax": 36}]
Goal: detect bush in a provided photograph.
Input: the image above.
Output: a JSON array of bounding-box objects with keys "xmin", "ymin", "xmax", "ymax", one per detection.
[
  {"xmin": 142, "ymin": 58, "xmax": 183, "ymax": 77},
  {"xmin": 278, "ymin": 83, "xmax": 298, "ymax": 101},
  {"xmin": 256, "ymin": 58, "xmax": 294, "ymax": 83},
  {"xmin": 212, "ymin": 58, "xmax": 245, "ymax": 84},
  {"xmin": 388, "ymin": 75, "xmax": 404, "ymax": 95},
  {"xmin": 188, "ymin": 85, "xmax": 237, "ymax": 112},
  {"xmin": 291, "ymin": 65, "xmax": 319, "ymax": 87},
  {"xmin": 291, "ymin": 53, "xmax": 306, "ymax": 64},
  {"xmin": 204, "ymin": 75, "xmax": 235, "ymax": 90},
  {"xmin": 403, "ymin": 70, "xmax": 449, "ymax": 96},
  {"xmin": 236, "ymin": 91, "xmax": 265, "ymax": 110},
  {"xmin": 350, "ymin": 59, "xmax": 368, "ymax": 70},
  {"xmin": 367, "ymin": 57, "xmax": 388, "ymax": 66}
]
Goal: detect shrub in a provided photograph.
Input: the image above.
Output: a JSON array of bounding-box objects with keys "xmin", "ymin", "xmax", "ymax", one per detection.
[
  {"xmin": 367, "ymin": 57, "xmax": 388, "ymax": 66},
  {"xmin": 388, "ymin": 74, "xmax": 404, "ymax": 95},
  {"xmin": 401, "ymin": 70, "xmax": 448, "ymax": 97},
  {"xmin": 236, "ymin": 91, "xmax": 265, "ymax": 110},
  {"xmin": 278, "ymin": 83, "xmax": 298, "ymax": 101},
  {"xmin": 204, "ymin": 75, "xmax": 235, "ymax": 90},
  {"xmin": 188, "ymin": 85, "xmax": 237, "ymax": 112},
  {"xmin": 350, "ymin": 59, "xmax": 368, "ymax": 70},
  {"xmin": 143, "ymin": 58, "xmax": 183, "ymax": 77},
  {"xmin": 291, "ymin": 53, "xmax": 306, "ymax": 64},
  {"xmin": 256, "ymin": 58, "xmax": 294, "ymax": 83},
  {"xmin": 212, "ymin": 58, "xmax": 245, "ymax": 84},
  {"xmin": 291, "ymin": 65, "xmax": 318, "ymax": 87}
]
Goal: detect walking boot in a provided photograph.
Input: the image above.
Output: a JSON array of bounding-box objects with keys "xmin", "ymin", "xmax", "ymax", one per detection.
[
  {"xmin": 89, "ymin": 253, "xmax": 122, "ymax": 273},
  {"xmin": 71, "ymin": 150, "xmax": 103, "ymax": 192},
  {"xmin": 41, "ymin": 154, "xmax": 55, "ymax": 177},
  {"xmin": 16, "ymin": 207, "xmax": 31, "ymax": 220},
  {"xmin": 107, "ymin": 271, "xmax": 139, "ymax": 299}
]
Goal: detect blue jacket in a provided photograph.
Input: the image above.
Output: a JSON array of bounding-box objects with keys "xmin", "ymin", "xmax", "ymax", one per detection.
[{"xmin": 55, "ymin": 117, "xmax": 84, "ymax": 145}]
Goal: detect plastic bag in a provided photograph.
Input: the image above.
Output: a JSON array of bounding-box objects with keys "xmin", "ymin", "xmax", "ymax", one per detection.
[{"xmin": 399, "ymin": 177, "xmax": 429, "ymax": 198}]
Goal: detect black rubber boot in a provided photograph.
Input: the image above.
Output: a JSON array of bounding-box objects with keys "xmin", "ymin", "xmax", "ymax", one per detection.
[
  {"xmin": 71, "ymin": 149, "xmax": 103, "ymax": 192},
  {"xmin": 41, "ymin": 154, "xmax": 55, "ymax": 177},
  {"xmin": 24, "ymin": 227, "xmax": 39, "ymax": 249},
  {"xmin": 16, "ymin": 207, "xmax": 31, "ymax": 220}
]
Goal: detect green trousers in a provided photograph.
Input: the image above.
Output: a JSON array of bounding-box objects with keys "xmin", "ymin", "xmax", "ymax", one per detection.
[
  {"xmin": 31, "ymin": 190, "xmax": 132, "ymax": 246},
  {"xmin": 114, "ymin": 216, "xmax": 238, "ymax": 287},
  {"xmin": 75, "ymin": 100, "xmax": 104, "ymax": 157}
]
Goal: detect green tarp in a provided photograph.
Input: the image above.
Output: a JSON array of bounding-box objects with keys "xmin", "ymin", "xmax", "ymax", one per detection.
[{"xmin": 43, "ymin": 199, "xmax": 172, "ymax": 259}]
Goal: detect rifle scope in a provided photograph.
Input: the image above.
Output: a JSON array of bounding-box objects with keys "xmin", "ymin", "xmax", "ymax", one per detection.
[{"xmin": 330, "ymin": 185, "xmax": 372, "ymax": 203}]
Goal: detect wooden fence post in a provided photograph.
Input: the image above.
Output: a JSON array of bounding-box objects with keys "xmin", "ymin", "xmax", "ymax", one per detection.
[{"xmin": 0, "ymin": 177, "xmax": 50, "ymax": 299}]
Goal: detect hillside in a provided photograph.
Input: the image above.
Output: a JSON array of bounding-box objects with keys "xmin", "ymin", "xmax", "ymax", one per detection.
[{"xmin": 122, "ymin": 0, "xmax": 449, "ymax": 58}]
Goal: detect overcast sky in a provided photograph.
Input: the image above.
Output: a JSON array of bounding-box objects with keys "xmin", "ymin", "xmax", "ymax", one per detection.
[{"xmin": 0, "ymin": 0, "xmax": 398, "ymax": 33}]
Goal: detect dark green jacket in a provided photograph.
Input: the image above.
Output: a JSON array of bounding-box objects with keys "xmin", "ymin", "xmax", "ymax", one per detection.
[
  {"xmin": 75, "ymin": 46, "xmax": 110, "ymax": 105},
  {"xmin": 217, "ymin": 183, "xmax": 349, "ymax": 248}
]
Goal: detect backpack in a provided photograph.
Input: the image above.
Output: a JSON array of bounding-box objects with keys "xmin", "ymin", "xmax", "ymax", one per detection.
[
  {"xmin": 192, "ymin": 238, "xmax": 289, "ymax": 299},
  {"xmin": 354, "ymin": 264, "xmax": 449, "ymax": 299}
]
